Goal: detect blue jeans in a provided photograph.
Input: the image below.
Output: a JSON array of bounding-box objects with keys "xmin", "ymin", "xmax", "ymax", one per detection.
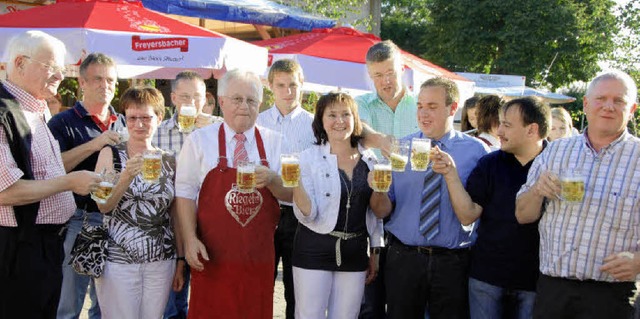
[
  {"xmin": 469, "ymin": 277, "xmax": 535, "ymax": 319},
  {"xmin": 57, "ymin": 209, "xmax": 102, "ymax": 319},
  {"xmin": 163, "ymin": 265, "xmax": 190, "ymax": 319}
]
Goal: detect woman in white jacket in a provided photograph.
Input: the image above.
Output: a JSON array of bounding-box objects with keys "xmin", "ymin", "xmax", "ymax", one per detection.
[{"xmin": 292, "ymin": 92, "xmax": 392, "ymax": 319}]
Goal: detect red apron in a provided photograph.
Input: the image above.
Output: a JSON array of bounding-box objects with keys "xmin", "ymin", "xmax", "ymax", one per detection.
[{"xmin": 188, "ymin": 126, "xmax": 280, "ymax": 319}]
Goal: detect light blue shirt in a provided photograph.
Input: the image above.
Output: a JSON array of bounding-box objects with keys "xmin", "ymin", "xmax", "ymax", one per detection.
[
  {"xmin": 355, "ymin": 90, "xmax": 418, "ymax": 138},
  {"xmin": 387, "ymin": 130, "xmax": 489, "ymax": 248}
]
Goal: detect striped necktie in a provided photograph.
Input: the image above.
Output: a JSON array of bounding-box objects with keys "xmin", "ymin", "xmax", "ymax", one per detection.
[
  {"xmin": 233, "ymin": 133, "xmax": 248, "ymax": 167},
  {"xmin": 419, "ymin": 141, "xmax": 442, "ymax": 241}
]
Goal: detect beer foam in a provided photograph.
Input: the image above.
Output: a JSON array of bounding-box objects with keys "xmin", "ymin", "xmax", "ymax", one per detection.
[
  {"xmin": 237, "ymin": 165, "xmax": 255, "ymax": 173},
  {"xmin": 99, "ymin": 181, "xmax": 114, "ymax": 188},
  {"xmin": 390, "ymin": 153, "xmax": 408, "ymax": 162},
  {"xmin": 180, "ymin": 106, "xmax": 197, "ymax": 116},
  {"xmin": 412, "ymin": 141, "xmax": 430, "ymax": 152},
  {"xmin": 374, "ymin": 163, "xmax": 392, "ymax": 170},
  {"xmin": 144, "ymin": 153, "xmax": 162, "ymax": 159},
  {"xmin": 281, "ymin": 157, "xmax": 299, "ymax": 164}
]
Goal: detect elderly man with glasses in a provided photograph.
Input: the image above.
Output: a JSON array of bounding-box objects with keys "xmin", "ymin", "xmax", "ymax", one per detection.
[{"xmin": 0, "ymin": 30, "xmax": 101, "ymax": 318}]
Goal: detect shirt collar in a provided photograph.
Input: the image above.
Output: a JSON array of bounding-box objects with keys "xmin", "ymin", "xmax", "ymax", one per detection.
[
  {"xmin": 370, "ymin": 87, "xmax": 411, "ymax": 107},
  {"xmin": 223, "ymin": 122, "xmax": 256, "ymax": 146},
  {"xmin": 1, "ymin": 80, "xmax": 47, "ymax": 113},
  {"xmin": 582, "ymin": 127, "xmax": 630, "ymax": 154},
  {"xmin": 267, "ymin": 104, "xmax": 305, "ymax": 123},
  {"xmin": 422, "ymin": 129, "xmax": 456, "ymax": 149}
]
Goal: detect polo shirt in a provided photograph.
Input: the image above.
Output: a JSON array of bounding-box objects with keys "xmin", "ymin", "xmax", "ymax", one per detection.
[
  {"xmin": 466, "ymin": 144, "xmax": 546, "ymax": 291},
  {"xmin": 48, "ymin": 102, "xmax": 126, "ymax": 212},
  {"xmin": 355, "ymin": 90, "xmax": 418, "ymax": 138}
]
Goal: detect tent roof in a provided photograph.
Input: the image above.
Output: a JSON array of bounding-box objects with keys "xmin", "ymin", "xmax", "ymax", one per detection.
[
  {"xmin": 141, "ymin": 0, "xmax": 335, "ymax": 31},
  {"xmin": 0, "ymin": 0, "xmax": 222, "ymax": 38},
  {"xmin": 254, "ymin": 27, "xmax": 470, "ymax": 82}
]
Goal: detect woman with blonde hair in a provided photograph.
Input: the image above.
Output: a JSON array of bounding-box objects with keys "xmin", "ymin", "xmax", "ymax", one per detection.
[{"xmin": 548, "ymin": 107, "xmax": 573, "ymax": 141}]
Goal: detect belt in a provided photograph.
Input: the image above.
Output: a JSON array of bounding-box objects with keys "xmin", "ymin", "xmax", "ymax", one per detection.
[
  {"xmin": 329, "ymin": 230, "xmax": 366, "ymax": 266},
  {"xmin": 389, "ymin": 234, "xmax": 468, "ymax": 256}
]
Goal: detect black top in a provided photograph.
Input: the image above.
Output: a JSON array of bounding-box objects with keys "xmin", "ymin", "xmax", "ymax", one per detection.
[
  {"xmin": 47, "ymin": 102, "xmax": 126, "ymax": 212},
  {"xmin": 292, "ymin": 159, "xmax": 372, "ymax": 271},
  {"xmin": 466, "ymin": 146, "xmax": 545, "ymax": 291}
]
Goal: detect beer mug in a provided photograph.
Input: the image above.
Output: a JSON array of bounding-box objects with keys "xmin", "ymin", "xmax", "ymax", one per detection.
[
  {"xmin": 178, "ymin": 104, "xmax": 197, "ymax": 133},
  {"xmin": 411, "ymin": 137, "xmax": 431, "ymax": 171},
  {"xmin": 372, "ymin": 158, "xmax": 392, "ymax": 193},
  {"xmin": 280, "ymin": 154, "xmax": 300, "ymax": 188},
  {"xmin": 560, "ymin": 169, "xmax": 584, "ymax": 203},
  {"xmin": 142, "ymin": 149, "xmax": 163, "ymax": 184},
  {"xmin": 91, "ymin": 170, "xmax": 119, "ymax": 204},
  {"xmin": 236, "ymin": 161, "xmax": 257, "ymax": 193},
  {"xmin": 389, "ymin": 139, "xmax": 410, "ymax": 172}
]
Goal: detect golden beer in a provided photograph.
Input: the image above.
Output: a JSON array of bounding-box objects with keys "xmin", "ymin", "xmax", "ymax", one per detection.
[
  {"xmin": 178, "ymin": 105, "xmax": 197, "ymax": 133},
  {"xmin": 237, "ymin": 166, "xmax": 257, "ymax": 193},
  {"xmin": 390, "ymin": 153, "xmax": 408, "ymax": 172},
  {"xmin": 561, "ymin": 178, "xmax": 584, "ymax": 202},
  {"xmin": 142, "ymin": 152, "xmax": 162, "ymax": 184},
  {"xmin": 281, "ymin": 162, "xmax": 300, "ymax": 188},
  {"xmin": 411, "ymin": 138, "xmax": 431, "ymax": 171},
  {"xmin": 91, "ymin": 181, "xmax": 114, "ymax": 204},
  {"xmin": 372, "ymin": 164, "xmax": 392, "ymax": 192}
]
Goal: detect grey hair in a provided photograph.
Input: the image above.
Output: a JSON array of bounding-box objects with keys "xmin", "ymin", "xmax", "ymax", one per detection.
[
  {"xmin": 586, "ymin": 70, "xmax": 638, "ymax": 106},
  {"xmin": 79, "ymin": 53, "xmax": 117, "ymax": 78},
  {"xmin": 171, "ymin": 70, "xmax": 205, "ymax": 92},
  {"xmin": 217, "ymin": 69, "xmax": 263, "ymax": 100},
  {"xmin": 365, "ymin": 40, "xmax": 402, "ymax": 66},
  {"xmin": 5, "ymin": 30, "xmax": 66, "ymax": 75}
]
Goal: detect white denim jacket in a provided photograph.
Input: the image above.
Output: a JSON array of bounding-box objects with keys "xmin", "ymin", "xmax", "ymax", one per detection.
[{"xmin": 292, "ymin": 143, "xmax": 384, "ymax": 248}]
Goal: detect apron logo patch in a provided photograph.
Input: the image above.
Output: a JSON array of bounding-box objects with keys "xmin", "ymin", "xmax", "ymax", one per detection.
[{"xmin": 224, "ymin": 185, "xmax": 264, "ymax": 227}]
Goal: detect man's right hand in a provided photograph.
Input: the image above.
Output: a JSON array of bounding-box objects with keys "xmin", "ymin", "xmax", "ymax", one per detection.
[
  {"xmin": 185, "ymin": 236, "xmax": 210, "ymax": 271},
  {"xmin": 68, "ymin": 170, "xmax": 102, "ymax": 195},
  {"xmin": 92, "ymin": 130, "xmax": 122, "ymax": 151},
  {"xmin": 532, "ymin": 171, "xmax": 561, "ymax": 200}
]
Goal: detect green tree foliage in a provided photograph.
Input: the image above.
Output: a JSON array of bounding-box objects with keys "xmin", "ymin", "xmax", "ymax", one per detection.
[
  {"xmin": 382, "ymin": 0, "xmax": 618, "ymax": 90},
  {"xmin": 381, "ymin": 0, "xmax": 431, "ymax": 54},
  {"xmin": 277, "ymin": 0, "xmax": 371, "ymax": 28}
]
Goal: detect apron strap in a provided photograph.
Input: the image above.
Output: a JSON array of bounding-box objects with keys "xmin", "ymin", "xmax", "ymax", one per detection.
[{"xmin": 254, "ymin": 127, "xmax": 269, "ymax": 168}]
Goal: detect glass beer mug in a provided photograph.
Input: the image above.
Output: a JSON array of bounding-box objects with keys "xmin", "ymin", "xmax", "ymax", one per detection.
[
  {"xmin": 142, "ymin": 149, "xmax": 162, "ymax": 184},
  {"xmin": 178, "ymin": 104, "xmax": 197, "ymax": 133},
  {"xmin": 411, "ymin": 137, "xmax": 431, "ymax": 172},
  {"xmin": 236, "ymin": 161, "xmax": 257, "ymax": 193},
  {"xmin": 280, "ymin": 154, "xmax": 300, "ymax": 188}
]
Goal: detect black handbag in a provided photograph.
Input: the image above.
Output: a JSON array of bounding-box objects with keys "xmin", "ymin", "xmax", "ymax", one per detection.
[
  {"xmin": 69, "ymin": 222, "xmax": 109, "ymax": 278},
  {"xmin": 68, "ymin": 145, "xmax": 122, "ymax": 278}
]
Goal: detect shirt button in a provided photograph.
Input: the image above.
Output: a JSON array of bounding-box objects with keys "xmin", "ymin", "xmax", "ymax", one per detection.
[
  {"xmin": 326, "ymin": 174, "xmax": 330, "ymax": 177},
  {"xmin": 323, "ymin": 156, "xmax": 326, "ymax": 159},
  {"xmin": 325, "ymin": 193, "xmax": 330, "ymax": 197}
]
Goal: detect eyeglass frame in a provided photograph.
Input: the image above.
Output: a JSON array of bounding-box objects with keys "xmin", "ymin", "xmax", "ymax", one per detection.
[
  {"xmin": 23, "ymin": 56, "xmax": 66, "ymax": 74},
  {"xmin": 224, "ymin": 95, "xmax": 260, "ymax": 108}
]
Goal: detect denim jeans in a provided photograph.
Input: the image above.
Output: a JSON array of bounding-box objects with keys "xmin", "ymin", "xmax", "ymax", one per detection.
[
  {"xmin": 57, "ymin": 209, "xmax": 102, "ymax": 319},
  {"xmin": 163, "ymin": 265, "xmax": 190, "ymax": 319},
  {"xmin": 469, "ymin": 277, "xmax": 535, "ymax": 319}
]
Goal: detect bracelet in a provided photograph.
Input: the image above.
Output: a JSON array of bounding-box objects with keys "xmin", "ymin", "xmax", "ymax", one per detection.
[
  {"xmin": 176, "ymin": 256, "xmax": 186, "ymax": 263},
  {"xmin": 370, "ymin": 247, "xmax": 381, "ymax": 255}
]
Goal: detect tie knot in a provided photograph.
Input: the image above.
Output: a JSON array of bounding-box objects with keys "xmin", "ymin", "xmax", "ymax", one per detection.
[{"xmin": 235, "ymin": 133, "xmax": 246, "ymax": 142}]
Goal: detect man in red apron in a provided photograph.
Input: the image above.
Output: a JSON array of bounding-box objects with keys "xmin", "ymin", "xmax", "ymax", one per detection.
[{"xmin": 174, "ymin": 69, "xmax": 292, "ymax": 319}]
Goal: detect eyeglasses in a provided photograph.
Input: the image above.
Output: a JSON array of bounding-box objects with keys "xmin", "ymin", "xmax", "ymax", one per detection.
[
  {"xmin": 177, "ymin": 94, "xmax": 204, "ymax": 102},
  {"xmin": 226, "ymin": 96, "xmax": 260, "ymax": 107},
  {"xmin": 126, "ymin": 115, "xmax": 155, "ymax": 124},
  {"xmin": 24, "ymin": 56, "xmax": 66, "ymax": 74}
]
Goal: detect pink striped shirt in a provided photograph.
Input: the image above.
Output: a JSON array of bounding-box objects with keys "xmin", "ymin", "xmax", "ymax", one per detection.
[
  {"xmin": 518, "ymin": 130, "xmax": 640, "ymax": 282},
  {"xmin": 0, "ymin": 81, "xmax": 76, "ymax": 226}
]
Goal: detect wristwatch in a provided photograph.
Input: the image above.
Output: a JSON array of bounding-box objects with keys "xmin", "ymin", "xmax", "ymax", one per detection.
[
  {"xmin": 370, "ymin": 247, "xmax": 381, "ymax": 255},
  {"xmin": 176, "ymin": 256, "xmax": 186, "ymax": 263}
]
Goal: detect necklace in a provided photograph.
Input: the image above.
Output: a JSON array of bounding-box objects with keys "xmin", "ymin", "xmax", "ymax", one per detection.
[{"xmin": 335, "ymin": 167, "xmax": 355, "ymax": 267}]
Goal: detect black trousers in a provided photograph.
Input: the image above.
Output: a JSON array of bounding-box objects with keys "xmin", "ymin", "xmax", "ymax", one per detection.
[
  {"xmin": 533, "ymin": 274, "xmax": 634, "ymax": 319},
  {"xmin": 385, "ymin": 236, "xmax": 470, "ymax": 319},
  {"xmin": 0, "ymin": 224, "xmax": 66, "ymax": 319},
  {"xmin": 275, "ymin": 205, "xmax": 298, "ymax": 319}
]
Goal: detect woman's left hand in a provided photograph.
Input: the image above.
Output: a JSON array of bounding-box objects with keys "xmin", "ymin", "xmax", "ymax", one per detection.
[
  {"xmin": 365, "ymin": 252, "xmax": 379, "ymax": 284},
  {"xmin": 172, "ymin": 261, "xmax": 185, "ymax": 292}
]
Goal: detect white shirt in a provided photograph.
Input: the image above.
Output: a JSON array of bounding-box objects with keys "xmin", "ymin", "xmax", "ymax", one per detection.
[
  {"xmin": 256, "ymin": 105, "xmax": 315, "ymax": 155},
  {"xmin": 292, "ymin": 143, "xmax": 384, "ymax": 248},
  {"xmin": 176, "ymin": 122, "xmax": 282, "ymax": 201}
]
